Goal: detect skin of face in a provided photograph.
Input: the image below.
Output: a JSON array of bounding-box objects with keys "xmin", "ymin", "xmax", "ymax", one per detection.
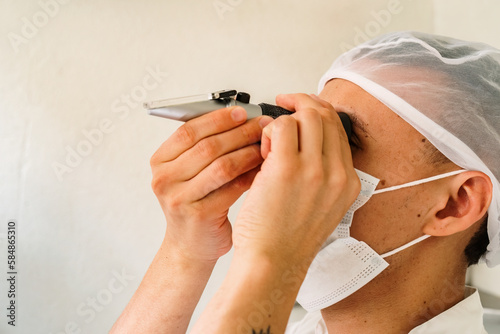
[
  {"xmin": 316, "ymin": 78, "xmax": 496, "ymax": 334},
  {"xmin": 319, "ymin": 78, "xmax": 458, "ymax": 257}
]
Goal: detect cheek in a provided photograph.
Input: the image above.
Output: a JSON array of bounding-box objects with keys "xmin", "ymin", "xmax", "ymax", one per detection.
[
  {"xmin": 349, "ymin": 197, "xmax": 393, "ymax": 248},
  {"xmin": 349, "ymin": 192, "xmax": 426, "ymax": 252}
]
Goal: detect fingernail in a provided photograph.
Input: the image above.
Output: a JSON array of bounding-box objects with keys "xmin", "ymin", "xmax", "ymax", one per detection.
[
  {"xmin": 259, "ymin": 116, "xmax": 273, "ymax": 129},
  {"xmin": 231, "ymin": 107, "xmax": 247, "ymax": 122}
]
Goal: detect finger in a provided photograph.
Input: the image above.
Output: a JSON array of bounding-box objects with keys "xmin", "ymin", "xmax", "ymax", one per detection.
[
  {"xmin": 171, "ymin": 116, "xmax": 265, "ymax": 181},
  {"xmin": 184, "ymin": 144, "xmax": 263, "ymax": 201},
  {"xmin": 321, "ymin": 112, "xmax": 343, "ymax": 160},
  {"xmin": 200, "ymin": 165, "xmax": 261, "ymax": 212},
  {"xmin": 277, "ymin": 94, "xmax": 345, "ymax": 156},
  {"xmin": 308, "ymin": 94, "xmax": 349, "ymax": 144},
  {"xmin": 292, "ymin": 109, "xmax": 323, "ymax": 158},
  {"xmin": 269, "ymin": 115, "xmax": 299, "ymax": 159},
  {"xmin": 321, "ymin": 110, "xmax": 351, "ymax": 157},
  {"xmin": 276, "ymin": 93, "xmax": 335, "ymax": 115},
  {"xmin": 322, "ymin": 112, "xmax": 355, "ymax": 184},
  {"xmin": 282, "ymin": 94, "xmax": 348, "ymax": 154},
  {"xmin": 309, "ymin": 94, "xmax": 335, "ymax": 109},
  {"xmin": 261, "ymin": 129, "xmax": 271, "ymax": 160},
  {"xmin": 151, "ymin": 106, "xmax": 248, "ymax": 164},
  {"xmin": 259, "ymin": 117, "xmax": 274, "ymax": 159}
]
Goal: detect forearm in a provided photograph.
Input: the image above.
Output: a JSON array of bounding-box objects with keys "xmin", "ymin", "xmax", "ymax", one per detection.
[
  {"xmin": 191, "ymin": 254, "xmax": 306, "ymax": 334},
  {"xmin": 111, "ymin": 239, "xmax": 216, "ymax": 334}
]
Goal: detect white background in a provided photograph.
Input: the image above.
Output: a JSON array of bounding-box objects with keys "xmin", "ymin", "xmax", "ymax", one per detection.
[{"xmin": 1, "ymin": 1, "xmax": 500, "ymax": 333}]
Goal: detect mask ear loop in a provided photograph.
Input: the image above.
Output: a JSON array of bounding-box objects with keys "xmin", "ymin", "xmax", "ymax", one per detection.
[
  {"xmin": 373, "ymin": 169, "xmax": 467, "ymax": 195},
  {"xmin": 381, "ymin": 234, "xmax": 431, "ymax": 258},
  {"xmin": 376, "ymin": 169, "xmax": 467, "ymax": 258}
]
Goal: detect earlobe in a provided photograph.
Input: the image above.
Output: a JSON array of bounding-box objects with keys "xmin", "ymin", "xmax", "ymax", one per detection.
[{"xmin": 423, "ymin": 171, "xmax": 492, "ymax": 236}]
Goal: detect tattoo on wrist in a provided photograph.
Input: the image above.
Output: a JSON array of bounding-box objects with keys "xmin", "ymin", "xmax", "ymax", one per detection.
[{"xmin": 252, "ymin": 326, "xmax": 271, "ymax": 334}]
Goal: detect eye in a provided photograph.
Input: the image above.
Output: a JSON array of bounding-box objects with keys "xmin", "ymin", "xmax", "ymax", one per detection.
[{"xmin": 348, "ymin": 131, "xmax": 362, "ymax": 149}]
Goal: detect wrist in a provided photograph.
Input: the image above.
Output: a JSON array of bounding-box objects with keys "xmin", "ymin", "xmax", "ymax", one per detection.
[
  {"xmin": 113, "ymin": 235, "xmax": 217, "ymax": 334},
  {"xmin": 228, "ymin": 251, "xmax": 308, "ymax": 298},
  {"xmin": 163, "ymin": 219, "xmax": 232, "ymax": 262},
  {"xmin": 192, "ymin": 252, "xmax": 306, "ymax": 333},
  {"xmin": 233, "ymin": 244, "xmax": 316, "ymax": 280},
  {"xmin": 160, "ymin": 236, "xmax": 218, "ymax": 273}
]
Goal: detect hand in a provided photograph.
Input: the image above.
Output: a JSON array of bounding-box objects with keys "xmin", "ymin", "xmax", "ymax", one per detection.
[
  {"xmin": 150, "ymin": 107, "xmax": 273, "ymax": 262},
  {"xmin": 233, "ymin": 94, "xmax": 361, "ymax": 268}
]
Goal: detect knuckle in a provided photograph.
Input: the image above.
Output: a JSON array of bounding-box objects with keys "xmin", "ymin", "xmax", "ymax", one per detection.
[
  {"xmin": 239, "ymin": 145, "xmax": 262, "ymax": 166},
  {"xmin": 322, "ymin": 113, "xmax": 337, "ymax": 128},
  {"xmin": 150, "ymin": 151, "xmax": 160, "ymax": 166},
  {"xmin": 294, "ymin": 108, "xmax": 324, "ymax": 123},
  {"xmin": 305, "ymin": 164, "xmax": 326, "ymax": 185},
  {"xmin": 301, "ymin": 106, "xmax": 319, "ymax": 114},
  {"xmin": 196, "ymin": 137, "xmax": 219, "ymax": 158},
  {"xmin": 308, "ymin": 106, "xmax": 330, "ymax": 118},
  {"xmin": 324, "ymin": 109, "xmax": 336, "ymax": 120},
  {"xmin": 165, "ymin": 191, "xmax": 185, "ymax": 211},
  {"xmin": 176, "ymin": 123, "xmax": 197, "ymax": 146},
  {"xmin": 212, "ymin": 158, "xmax": 234, "ymax": 182},
  {"xmin": 351, "ymin": 172, "xmax": 362, "ymax": 196},
  {"xmin": 235, "ymin": 168, "xmax": 256, "ymax": 187},
  {"xmin": 248, "ymin": 144, "xmax": 264, "ymax": 160},
  {"xmin": 276, "ymin": 115, "xmax": 296, "ymax": 128},
  {"xmin": 232, "ymin": 175, "xmax": 248, "ymax": 189},
  {"xmin": 327, "ymin": 169, "xmax": 349, "ymax": 190},
  {"xmin": 320, "ymin": 106, "xmax": 334, "ymax": 117},
  {"xmin": 293, "ymin": 108, "xmax": 312, "ymax": 118},
  {"xmin": 296, "ymin": 93, "xmax": 310, "ymax": 100},
  {"xmin": 238, "ymin": 122, "xmax": 253, "ymax": 143},
  {"xmin": 150, "ymin": 145, "xmax": 168, "ymax": 166},
  {"xmin": 151, "ymin": 170, "xmax": 170, "ymax": 195},
  {"xmin": 150, "ymin": 177, "xmax": 162, "ymax": 195}
]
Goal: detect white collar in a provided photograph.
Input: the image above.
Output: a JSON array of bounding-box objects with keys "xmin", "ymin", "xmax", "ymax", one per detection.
[
  {"xmin": 286, "ymin": 286, "xmax": 487, "ymax": 334},
  {"xmin": 408, "ymin": 286, "xmax": 486, "ymax": 334}
]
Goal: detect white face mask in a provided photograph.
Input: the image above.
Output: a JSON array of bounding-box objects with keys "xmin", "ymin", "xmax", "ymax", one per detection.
[{"xmin": 296, "ymin": 168, "xmax": 465, "ymax": 312}]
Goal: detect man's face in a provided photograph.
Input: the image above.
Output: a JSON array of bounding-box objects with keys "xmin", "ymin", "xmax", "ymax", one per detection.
[{"xmin": 319, "ymin": 79, "xmax": 453, "ymax": 255}]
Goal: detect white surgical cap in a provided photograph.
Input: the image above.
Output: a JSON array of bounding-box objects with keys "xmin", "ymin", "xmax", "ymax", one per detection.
[{"xmin": 318, "ymin": 31, "xmax": 500, "ymax": 267}]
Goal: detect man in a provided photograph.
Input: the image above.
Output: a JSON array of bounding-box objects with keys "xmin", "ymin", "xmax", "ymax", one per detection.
[{"xmin": 111, "ymin": 31, "xmax": 499, "ymax": 333}]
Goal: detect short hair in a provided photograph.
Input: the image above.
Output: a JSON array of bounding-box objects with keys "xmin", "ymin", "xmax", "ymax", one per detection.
[{"xmin": 464, "ymin": 217, "xmax": 488, "ymax": 266}]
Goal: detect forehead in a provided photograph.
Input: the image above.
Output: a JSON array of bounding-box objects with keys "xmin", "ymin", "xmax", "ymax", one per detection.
[
  {"xmin": 318, "ymin": 78, "xmax": 413, "ymax": 134},
  {"xmin": 319, "ymin": 78, "xmax": 434, "ymax": 183}
]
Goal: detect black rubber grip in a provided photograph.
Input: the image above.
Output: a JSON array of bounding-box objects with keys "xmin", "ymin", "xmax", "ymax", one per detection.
[
  {"xmin": 258, "ymin": 103, "xmax": 294, "ymax": 119},
  {"xmin": 338, "ymin": 112, "xmax": 352, "ymax": 138},
  {"xmin": 258, "ymin": 103, "xmax": 352, "ymax": 138}
]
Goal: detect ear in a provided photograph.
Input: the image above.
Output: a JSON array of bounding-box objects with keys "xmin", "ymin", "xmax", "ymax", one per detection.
[{"xmin": 423, "ymin": 171, "xmax": 492, "ymax": 236}]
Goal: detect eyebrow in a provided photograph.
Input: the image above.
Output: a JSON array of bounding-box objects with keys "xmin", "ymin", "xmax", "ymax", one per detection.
[
  {"xmin": 334, "ymin": 105, "xmax": 370, "ymax": 136},
  {"xmin": 349, "ymin": 113, "xmax": 369, "ymax": 136}
]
